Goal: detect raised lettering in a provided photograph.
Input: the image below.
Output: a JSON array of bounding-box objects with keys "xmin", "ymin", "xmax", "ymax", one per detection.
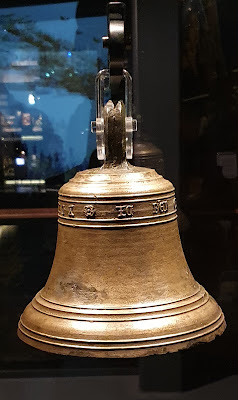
[
  {"xmin": 173, "ymin": 197, "xmax": 177, "ymax": 211},
  {"xmin": 84, "ymin": 205, "xmax": 96, "ymax": 218},
  {"xmin": 116, "ymin": 205, "xmax": 134, "ymax": 218},
  {"xmin": 159, "ymin": 200, "xmax": 168, "ymax": 213},
  {"xmin": 58, "ymin": 202, "xmax": 65, "ymax": 216},
  {"xmin": 68, "ymin": 205, "xmax": 75, "ymax": 218},
  {"xmin": 153, "ymin": 200, "xmax": 168, "ymax": 214}
]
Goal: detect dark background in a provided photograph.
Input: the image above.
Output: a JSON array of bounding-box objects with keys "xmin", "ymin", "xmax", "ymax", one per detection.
[{"xmin": 1, "ymin": 0, "xmax": 238, "ymax": 399}]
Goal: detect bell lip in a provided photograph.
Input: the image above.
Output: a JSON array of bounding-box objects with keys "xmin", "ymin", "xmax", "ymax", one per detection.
[
  {"xmin": 19, "ymin": 309, "xmax": 224, "ymax": 343},
  {"xmin": 17, "ymin": 319, "xmax": 226, "ymax": 358},
  {"xmin": 18, "ymin": 281, "xmax": 226, "ymax": 358}
]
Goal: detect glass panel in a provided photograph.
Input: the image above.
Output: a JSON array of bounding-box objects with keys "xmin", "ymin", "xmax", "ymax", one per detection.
[{"xmin": 0, "ymin": 2, "xmax": 107, "ymax": 195}]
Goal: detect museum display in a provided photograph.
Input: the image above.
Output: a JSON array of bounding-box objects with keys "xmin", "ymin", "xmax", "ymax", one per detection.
[{"xmin": 17, "ymin": 2, "xmax": 225, "ymax": 358}]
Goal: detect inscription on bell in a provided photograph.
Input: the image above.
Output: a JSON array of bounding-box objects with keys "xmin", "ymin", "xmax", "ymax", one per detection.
[
  {"xmin": 153, "ymin": 200, "xmax": 168, "ymax": 214},
  {"xmin": 116, "ymin": 205, "xmax": 134, "ymax": 218},
  {"xmin": 84, "ymin": 205, "xmax": 96, "ymax": 218},
  {"xmin": 58, "ymin": 202, "xmax": 65, "ymax": 216},
  {"xmin": 173, "ymin": 198, "xmax": 177, "ymax": 211},
  {"xmin": 68, "ymin": 205, "xmax": 75, "ymax": 218}
]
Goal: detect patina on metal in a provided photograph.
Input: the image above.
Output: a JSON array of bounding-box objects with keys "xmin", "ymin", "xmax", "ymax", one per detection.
[
  {"xmin": 18, "ymin": 99, "xmax": 225, "ymax": 357},
  {"xmin": 17, "ymin": 1, "xmax": 225, "ymax": 358}
]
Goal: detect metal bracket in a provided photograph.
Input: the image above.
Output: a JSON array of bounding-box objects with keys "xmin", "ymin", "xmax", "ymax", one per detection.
[
  {"xmin": 91, "ymin": 2, "xmax": 137, "ymax": 161},
  {"xmin": 102, "ymin": 2, "xmax": 126, "ymax": 103}
]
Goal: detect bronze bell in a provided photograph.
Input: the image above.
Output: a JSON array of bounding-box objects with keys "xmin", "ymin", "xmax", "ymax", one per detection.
[
  {"xmin": 18, "ymin": 3, "xmax": 225, "ymax": 358},
  {"xmin": 18, "ymin": 103, "xmax": 225, "ymax": 357}
]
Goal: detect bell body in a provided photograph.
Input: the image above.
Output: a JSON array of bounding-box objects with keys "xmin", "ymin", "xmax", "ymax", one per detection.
[{"xmin": 18, "ymin": 164, "xmax": 225, "ymax": 357}]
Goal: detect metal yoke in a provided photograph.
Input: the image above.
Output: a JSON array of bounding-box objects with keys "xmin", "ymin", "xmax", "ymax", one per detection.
[{"xmin": 103, "ymin": 2, "xmax": 126, "ymax": 104}]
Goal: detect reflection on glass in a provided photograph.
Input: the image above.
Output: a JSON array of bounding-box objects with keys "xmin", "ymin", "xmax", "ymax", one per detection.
[{"xmin": 0, "ymin": 2, "xmax": 107, "ymax": 192}]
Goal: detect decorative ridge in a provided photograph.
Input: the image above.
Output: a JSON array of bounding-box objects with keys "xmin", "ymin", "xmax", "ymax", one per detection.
[{"xmin": 19, "ymin": 314, "xmax": 225, "ymax": 344}]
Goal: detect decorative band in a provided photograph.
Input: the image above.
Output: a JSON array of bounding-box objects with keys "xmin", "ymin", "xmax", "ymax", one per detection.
[{"xmin": 58, "ymin": 195, "xmax": 177, "ymax": 228}]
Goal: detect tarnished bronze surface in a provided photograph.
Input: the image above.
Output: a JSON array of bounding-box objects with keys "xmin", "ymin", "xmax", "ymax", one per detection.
[
  {"xmin": 18, "ymin": 165, "xmax": 225, "ymax": 357},
  {"xmin": 18, "ymin": 102, "xmax": 225, "ymax": 357}
]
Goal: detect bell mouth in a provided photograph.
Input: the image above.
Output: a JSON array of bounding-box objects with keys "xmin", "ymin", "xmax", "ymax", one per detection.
[{"xmin": 18, "ymin": 285, "xmax": 226, "ymax": 358}]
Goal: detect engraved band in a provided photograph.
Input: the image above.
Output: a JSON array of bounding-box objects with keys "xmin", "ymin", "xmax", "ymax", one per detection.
[{"xmin": 58, "ymin": 193, "xmax": 177, "ymax": 228}]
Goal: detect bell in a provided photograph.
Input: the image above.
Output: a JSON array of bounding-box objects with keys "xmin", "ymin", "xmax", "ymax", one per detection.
[
  {"xmin": 18, "ymin": 102, "xmax": 225, "ymax": 357},
  {"xmin": 17, "ymin": 3, "xmax": 225, "ymax": 358}
]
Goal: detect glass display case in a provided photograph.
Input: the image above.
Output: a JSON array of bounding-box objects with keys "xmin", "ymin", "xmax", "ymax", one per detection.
[
  {"xmin": 0, "ymin": 0, "xmax": 107, "ymax": 211},
  {"xmin": 1, "ymin": 0, "xmax": 238, "ymax": 398}
]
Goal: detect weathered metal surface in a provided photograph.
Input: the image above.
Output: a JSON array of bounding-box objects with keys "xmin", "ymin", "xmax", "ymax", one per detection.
[{"xmin": 18, "ymin": 102, "xmax": 225, "ymax": 357}]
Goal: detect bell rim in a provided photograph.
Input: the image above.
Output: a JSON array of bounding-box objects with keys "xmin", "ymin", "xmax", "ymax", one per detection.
[
  {"xmin": 18, "ymin": 280, "xmax": 226, "ymax": 357},
  {"xmin": 17, "ymin": 318, "xmax": 226, "ymax": 358}
]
